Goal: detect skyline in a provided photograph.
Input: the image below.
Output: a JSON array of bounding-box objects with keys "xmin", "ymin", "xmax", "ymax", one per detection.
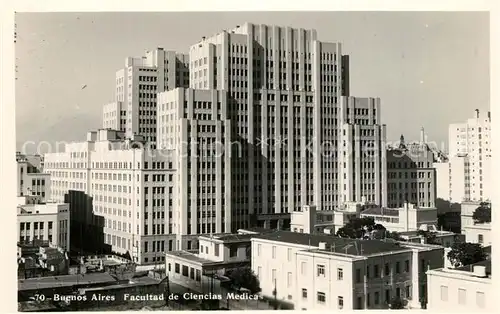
[{"xmin": 15, "ymin": 11, "xmax": 490, "ymax": 152}]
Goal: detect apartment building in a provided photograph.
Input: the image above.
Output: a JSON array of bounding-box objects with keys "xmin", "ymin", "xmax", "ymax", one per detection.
[
  {"xmin": 251, "ymin": 231, "xmax": 443, "ymax": 310},
  {"xmin": 17, "ymin": 153, "xmax": 51, "ymax": 202},
  {"xmin": 460, "ymin": 201, "xmax": 491, "ymax": 246},
  {"xmin": 427, "ymin": 260, "xmax": 492, "ymax": 311},
  {"xmin": 182, "ymin": 22, "xmax": 386, "ymax": 230},
  {"xmin": 387, "ymin": 130, "xmax": 436, "ymax": 208},
  {"xmin": 43, "ymin": 129, "xmax": 178, "ymax": 264},
  {"xmin": 17, "ymin": 202, "xmax": 70, "ymax": 251},
  {"xmin": 360, "ymin": 202, "xmax": 437, "ymax": 233},
  {"xmin": 157, "ymin": 88, "xmax": 233, "ymax": 248},
  {"xmin": 434, "ymin": 154, "xmax": 471, "ymax": 203},
  {"xmin": 104, "ymin": 48, "xmax": 190, "ymax": 145},
  {"xmin": 446, "ymin": 109, "xmax": 491, "ymax": 201}
]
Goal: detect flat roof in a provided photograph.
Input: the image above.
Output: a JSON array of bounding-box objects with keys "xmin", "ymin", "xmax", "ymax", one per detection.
[
  {"xmin": 237, "ymin": 227, "xmax": 276, "ymax": 234},
  {"xmin": 18, "ymin": 272, "xmax": 117, "ymax": 291},
  {"xmin": 456, "ymin": 260, "xmax": 491, "ymax": 275},
  {"xmin": 200, "ymin": 233, "xmax": 254, "ymax": 243},
  {"xmin": 166, "ymin": 250, "xmax": 215, "ymax": 265},
  {"xmin": 361, "ymin": 207, "xmax": 399, "ymax": 217},
  {"xmin": 253, "ymin": 231, "xmax": 408, "ymax": 256}
]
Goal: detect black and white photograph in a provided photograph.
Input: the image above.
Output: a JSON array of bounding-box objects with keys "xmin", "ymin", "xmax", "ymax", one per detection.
[{"xmin": 2, "ymin": 4, "xmax": 495, "ymax": 312}]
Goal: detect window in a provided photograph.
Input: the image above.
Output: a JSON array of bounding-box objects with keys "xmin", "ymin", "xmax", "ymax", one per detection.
[
  {"xmin": 338, "ymin": 296, "xmax": 344, "ymax": 309},
  {"xmin": 406, "ymin": 285, "xmax": 411, "ymax": 298},
  {"xmin": 214, "ymin": 243, "xmax": 220, "ymax": 256},
  {"xmin": 230, "ymin": 246, "xmax": 237, "ymax": 257},
  {"xmin": 301, "ymin": 262, "xmax": 306, "ymax": 275},
  {"xmin": 272, "ymin": 246, "xmax": 276, "ymax": 258},
  {"xmin": 272, "ymin": 269, "xmax": 277, "ymax": 282},
  {"xmin": 374, "ymin": 291, "xmax": 380, "ymax": 305},
  {"xmin": 440, "ymin": 285, "xmax": 448, "ymax": 301},
  {"xmin": 478, "ymin": 234, "xmax": 484, "ymax": 244},
  {"xmin": 367, "ymin": 293, "xmax": 371, "ymax": 307},
  {"xmin": 385, "ymin": 263, "xmax": 390, "ymax": 276},
  {"xmin": 356, "ymin": 268, "xmax": 361, "ymax": 283},
  {"xmin": 396, "ymin": 261, "xmax": 401, "ymax": 274},
  {"xmin": 302, "ymin": 289, "xmax": 308, "ymax": 299},
  {"xmin": 374, "ymin": 264, "xmax": 379, "ymax": 278},
  {"xmin": 385, "ymin": 289, "xmax": 391, "ymax": 303},
  {"xmin": 458, "ymin": 288, "xmax": 466, "ymax": 305},
  {"xmin": 257, "ymin": 244, "xmax": 261, "ymax": 256},
  {"xmin": 476, "ymin": 291, "xmax": 485, "ymax": 308},
  {"xmin": 317, "ymin": 264, "xmax": 325, "ymax": 277},
  {"xmin": 357, "ymin": 296, "xmax": 363, "ymax": 309},
  {"xmin": 257, "ymin": 266, "xmax": 262, "ymax": 279},
  {"xmin": 404, "ymin": 260, "xmax": 410, "ymax": 272},
  {"xmin": 366, "ymin": 265, "xmax": 370, "ymax": 278},
  {"xmin": 317, "ymin": 292, "xmax": 326, "ymax": 303},
  {"xmin": 287, "ymin": 272, "xmax": 292, "ymax": 287},
  {"xmin": 175, "ymin": 263, "xmax": 180, "ymax": 274},
  {"xmin": 287, "ymin": 248, "xmax": 292, "ymax": 261},
  {"xmin": 337, "ymin": 268, "xmax": 343, "ymax": 280}
]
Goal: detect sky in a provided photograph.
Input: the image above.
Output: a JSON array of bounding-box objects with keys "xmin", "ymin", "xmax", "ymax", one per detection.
[{"xmin": 15, "ymin": 11, "xmax": 490, "ymax": 152}]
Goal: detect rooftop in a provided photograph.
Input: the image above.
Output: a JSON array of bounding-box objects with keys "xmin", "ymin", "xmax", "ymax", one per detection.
[
  {"xmin": 237, "ymin": 227, "xmax": 276, "ymax": 234},
  {"xmin": 361, "ymin": 207, "xmax": 399, "ymax": 217},
  {"xmin": 18, "ymin": 272, "xmax": 117, "ymax": 291},
  {"xmin": 166, "ymin": 250, "xmax": 216, "ymax": 265},
  {"xmin": 456, "ymin": 260, "xmax": 492, "ymax": 276},
  {"xmin": 200, "ymin": 233, "xmax": 255, "ymax": 243},
  {"xmin": 253, "ymin": 231, "xmax": 408, "ymax": 256}
]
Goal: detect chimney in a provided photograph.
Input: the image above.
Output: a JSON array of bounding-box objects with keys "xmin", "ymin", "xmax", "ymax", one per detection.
[
  {"xmin": 202, "ymin": 36, "xmax": 206, "ymax": 41},
  {"xmin": 318, "ymin": 242, "xmax": 328, "ymax": 250},
  {"xmin": 475, "ymin": 109, "xmax": 480, "ymax": 118},
  {"xmin": 420, "ymin": 236, "xmax": 427, "ymax": 244},
  {"xmin": 473, "ymin": 265, "xmax": 487, "ymax": 277},
  {"xmin": 488, "ymin": 111, "xmax": 491, "ymax": 120},
  {"xmin": 420, "ymin": 127, "xmax": 425, "ymax": 143}
]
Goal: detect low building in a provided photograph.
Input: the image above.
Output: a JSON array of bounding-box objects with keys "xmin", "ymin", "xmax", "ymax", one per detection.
[
  {"xmin": 165, "ymin": 233, "xmax": 254, "ymax": 294},
  {"xmin": 427, "ymin": 260, "xmax": 492, "ymax": 311},
  {"xmin": 16, "ymin": 152, "xmax": 51, "ymax": 202},
  {"xmin": 398, "ymin": 225, "xmax": 465, "ymax": 248},
  {"xmin": 460, "ymin": 201, "xmax": 491, "ymax": 246},
  {"xmin": 251, "ymin": 231, "xmax": 444, "ymax": 310},
  {"xmin": 360, "ymin": 202, "xmax": 437, "ymax": 232},
  {"xmin": 17, "ymin": 202, "xmax": 70, "ymax": 251}
]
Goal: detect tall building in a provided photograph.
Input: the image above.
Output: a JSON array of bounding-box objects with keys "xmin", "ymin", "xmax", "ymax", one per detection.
[
  {"xmin": 386, "ymin": 129, "xmax": 437, "ymax": 208},
  {"xmin": 16, "ymin": 152, "xmax": 51, "ymax": 202},
  {"xmin": 44, "ymin": 129, "xmax": 178, "ymax": 264},
  {"xmin": 157, "ymin": 87, "xmax": 233, "ymax": 248},
  {"xmin": 447, "ymin": 109, "xmax": 491, "ymax": 201},
  {"xmin": 103, "ymin": 48, "xmax": 190, "ymax": 146},
  {"xmin": 180, "ymin": 22, "xmax": 386, "ymax": 232}
]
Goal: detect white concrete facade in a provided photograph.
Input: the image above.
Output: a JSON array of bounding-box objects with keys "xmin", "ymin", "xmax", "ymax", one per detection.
[
  {"xmin": 43, "ymin": 129, "xmax": 178, "ymax": 265},
  {"xmin": 251, "ymin": 232, "xmax": 444, "ymax": 310},
  {"xmin": 17, "ymin": 153, "xmax": 51, "ymax": 202},
  {"xmin": 102, "ymin": 101, "xmax": 126, "ymax": 131},
  {"xmin": 460, "ymin": 201, "xmax": 491, "ymax": 246},
  {"xmin": 17, "ymin": 202, "xmax": 70, "ymax": 251},
  {"xmin": 447, "ymin": 110, "xmax": 491, "ymax": 201},
  {"xmin": 427, "ymin": 261, "xmax": 492, "ymax": 311},
  {"xmin": 111, "ymin": 48, "xmax": 189, "ymax": 146},
  {"xmin": 157, "ymin": 88, "xmax": 233, "ymax": 247},
  {"xmin": 360, "ymin": 203, "xmax": 437, "ymax": 233},
  {"xmin": 184, "ymin": 22, "xmax": 387, "ymax": 232}
]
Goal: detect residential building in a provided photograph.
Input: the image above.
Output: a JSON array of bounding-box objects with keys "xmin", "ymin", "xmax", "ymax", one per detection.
[
  {"xmin": 460, "ymin": 201, "xmax": 491, "ymax": 246},
  {"xmin": 106, "ymin": 48, "xmax": 189, "ymax": 144},
  {"xmin": 447, "ymin": 109, "xmax": 491, "ymax": 201},
  {"xmin": 165, "ymin": 233, "xmax": 253, "ymax": 294},
  {"xmin": 251, "ymin": 231, "xmax": 444, "ymax": 310},
  {"xmin": 43, "ymin": 129, "xmax": 177, "ymax": 264},
  {"xmin": 17, "ymin": 201, "xmax": 70, "ymax": 251},
  {"xmin": 427, "ymin": 260, "xmax": 492, "ymax": 311},
  {"xmin": 434, "ymin": 154, "xmax": 471, "ymax": 203},
  {"xmin": 360, "ymin": 202, "xmax": 437, "ymax": 232},
  {"xmin": 157, "ymin": 88, "xmax": 232, "ymax": 248},
  {"xmin": 17, "ymin": 152, "xmax": 51, "ymax": 202},
  {"xmin": 387, "ymin": 129, "xmax": 437, "ymax": 208},
  {"xmin": 184, "ymin": 22, "xmax": 387, "ymax": 232}
]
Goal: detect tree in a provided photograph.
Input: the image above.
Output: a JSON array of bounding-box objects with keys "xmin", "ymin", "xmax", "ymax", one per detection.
[
  {"xmin": 336, "ymin": 217, "xmax": 375, "ymax": 239},
  {"xmin": 447, "ymin": 242, "xmax": 487, "ymax": 267},
  {"xmin": 389, "ymin": 296, "xmax": 406, "ymax": 309},
  {"xmin": 472, "ymin": 205, "xmax": 491, "ymax": 224},
  {"xmin": 226, "ymin": 267, "xmax": 261, "ymax": 294},
  {"xmin": 386, "ymin": 231, "xmax": 403, "ymax": 241},
  {"xmin": 417, "ymin": 230, "xmax": 438, "ymax": 244}
]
